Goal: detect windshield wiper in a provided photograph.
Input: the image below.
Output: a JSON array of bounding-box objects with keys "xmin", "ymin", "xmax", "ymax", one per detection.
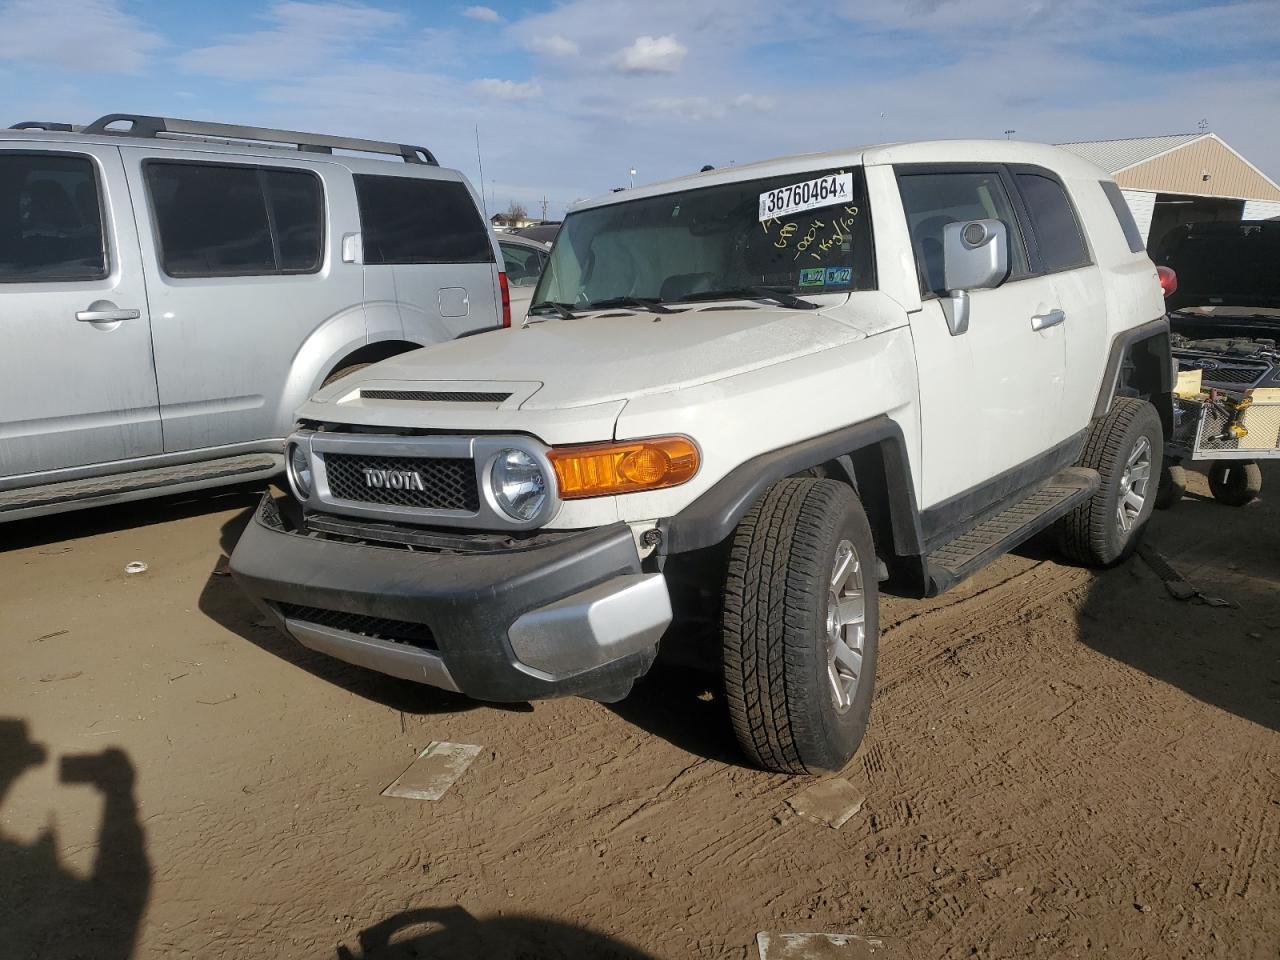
[
  {"xmin": 674, "ymin": 286, "xmax": 821, "ymax": 310},
  {"xmin": 527, "ymin": 301, "xmax": 579, "ymax": 321},
  {"xmin": 582, "ymin": 296, "xmax": 676, "ymax": 314}
]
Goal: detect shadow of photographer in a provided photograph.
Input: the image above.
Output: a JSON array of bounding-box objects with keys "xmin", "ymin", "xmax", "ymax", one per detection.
[
  {"xmin": 0, "ymin": 718, "xmax": 151, "ymax": 960},
  {"xmin": 334, "ymin": 905, "xmax": 658, "ymax": 960}
]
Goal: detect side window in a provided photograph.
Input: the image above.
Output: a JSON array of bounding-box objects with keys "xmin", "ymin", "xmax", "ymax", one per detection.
[
  {"xmin": 264, "ymin": 169, "xmax": 324, "ymax": 271},
  {"xmin": 1015, "ymin": 172, "xmax": 1091, "ymax": 272},
  {"xmin": 499, "ymin": 242, "xmax": 545, "ymax": 287},
  {"xmin": 1099, "ymin": 180, "xmax": 1146, "ymax": 253},
  {"xmin": 145, "ymin": 162, "xmax": 323, "ymax": 277},
  {"xmin": 355, "ymin": 175, "xmax": 493, "ymax": 265},
  {"xmin": 896, "ymin": 170, "xmax": 1029, "ymax": 297},
  {"xmin": 0, "ymin": 152, "xmax": 107, "ymax": 282}
]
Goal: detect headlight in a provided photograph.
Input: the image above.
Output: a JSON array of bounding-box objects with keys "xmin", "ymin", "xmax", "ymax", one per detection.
[
  {"xmin": 287, "ymin": 443, "xmax": 312, "ymax": 499},
  {"xmin": 490, "ymin": 448, "xmax": 548, "ymax": 521}
]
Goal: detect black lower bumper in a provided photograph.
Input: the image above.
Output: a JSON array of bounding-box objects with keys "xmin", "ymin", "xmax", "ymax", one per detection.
[{"xmin": 229, "ymin": 496, "xmax": 664, "ymax": 702}]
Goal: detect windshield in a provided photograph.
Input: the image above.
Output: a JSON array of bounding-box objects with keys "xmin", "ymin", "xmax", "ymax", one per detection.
[{"xmin": 532, "ymin": 166, "xmax": 874, "ymax": 311}]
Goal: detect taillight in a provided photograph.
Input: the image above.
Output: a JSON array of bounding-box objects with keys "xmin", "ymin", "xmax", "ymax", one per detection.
[
  {"xmin": 1157, "ymin": 265, "xmax": 1177, "ymax": 299},
  {"xmin": 498, "ymin": 271, "xmax": 512, "ymax": 327}
]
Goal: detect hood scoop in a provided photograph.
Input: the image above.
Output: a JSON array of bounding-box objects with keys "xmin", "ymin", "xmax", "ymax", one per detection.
[{"xmin": 360, "ymin": 388, "xmax": 512, "ymax": 403}]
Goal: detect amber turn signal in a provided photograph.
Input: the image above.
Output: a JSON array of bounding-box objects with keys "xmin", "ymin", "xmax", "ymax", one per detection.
[{"xmin": 548, "ymin": 437, "xmax": 699, "ymax": 499}]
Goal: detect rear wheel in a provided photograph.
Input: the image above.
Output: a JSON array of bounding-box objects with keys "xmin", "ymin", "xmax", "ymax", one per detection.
[
  {"xmin": 1057, "ymin": 397, "xmax": 1163, "ymax": 566},
  {"xmin": 1208, "ymin": 460, "xmax": 1262, "ymax": 506},
  {"xmin": 721, "ymin": 478, "xmax": 879, "ymax": 775}
]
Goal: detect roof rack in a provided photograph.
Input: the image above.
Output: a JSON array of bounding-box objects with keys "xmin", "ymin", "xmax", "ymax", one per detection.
[
  {"xmin": 10, "ymin": 121, "xmax": 75, "ymax": 132},
  {"xmin": 80, "ymin": 113, "xmax": 438, "ymax": 166}
]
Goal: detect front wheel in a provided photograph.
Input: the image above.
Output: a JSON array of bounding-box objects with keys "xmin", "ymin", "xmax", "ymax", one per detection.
[
  {"xmin": 1057, "ymin": 397, "xmax": 1163, "ymax": 567},
  {"xmin": 721, "ymin": 478, "xmax": 879, "ymax": 775},
  {"xmin": 1208, "ymin": 460, "xmax": 1262, "ymax": 506}
]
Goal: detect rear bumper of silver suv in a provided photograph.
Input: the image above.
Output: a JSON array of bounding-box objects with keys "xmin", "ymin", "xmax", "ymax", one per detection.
[{"xmin": 229, "ymin": 495, "xmax": 671, "ymax": 702}]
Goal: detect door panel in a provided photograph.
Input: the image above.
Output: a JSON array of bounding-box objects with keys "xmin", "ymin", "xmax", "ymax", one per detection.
[
  {"xmin": 1049, "ymin": 263, "xmax": 1107, "ymax": 436},
  {"xmin": 895, "ymin": 165, "xmax": 1067, "ymax": 509},
  {"xmin": 910, "ymin": 278, "xmax": 1066, "ymax": 508},
  {"xmin": 0, "ymin": 144, "xmax": 160, "ymax": 479},
  {"xmin": 121, "ymin": 148, "xmax": 365, "ymax": 452}
]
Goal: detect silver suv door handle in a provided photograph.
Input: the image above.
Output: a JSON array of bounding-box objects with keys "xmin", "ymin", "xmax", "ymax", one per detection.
[
  {"xmin": 1031, "ymin": 308, "xmax": 1065, "ymax": 331},
  {"xmin": 76, "ymin": 308, "xmax": 140, "ymax": 323}
]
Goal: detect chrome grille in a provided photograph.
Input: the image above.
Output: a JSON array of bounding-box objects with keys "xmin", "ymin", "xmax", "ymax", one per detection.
[
  {"xmin": 277, "ymin": 603, "xmax": 436, "ymax": 649},
  {"xmin": 323, "ymin": 453, "xmax": 479, "ymax": 511}
]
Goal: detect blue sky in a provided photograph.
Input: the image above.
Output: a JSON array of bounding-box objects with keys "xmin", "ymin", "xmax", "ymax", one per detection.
[{"xmin": 2, "ymin": 0, "xmax": 1278, "ymax": 218}]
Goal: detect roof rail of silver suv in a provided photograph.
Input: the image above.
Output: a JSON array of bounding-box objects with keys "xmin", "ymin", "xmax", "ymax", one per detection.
[
  {"xmin": 9, "ymin": 121, "xmax": 76, "ymax": 132},
  {"xmin": 80, "ymin": 113, "xmax": 439, "ymax": 166}
]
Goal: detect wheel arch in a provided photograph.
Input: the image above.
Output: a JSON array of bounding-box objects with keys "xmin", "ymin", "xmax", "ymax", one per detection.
[
  {"xmin": 320, "ymin": 339, "xmax": 421, "ymax": 386},
  {"xmin": 1094, "ymin": 317, "xmax": 1174, "ymax": 438},
  {"xmin": 657, "ymin": 416, "xmax": 926, "ymax": 583}
]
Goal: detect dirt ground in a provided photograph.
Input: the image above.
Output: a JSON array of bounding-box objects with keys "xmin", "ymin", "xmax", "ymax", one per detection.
[{"xmin": 3, "ymin": 464, "xmax": 1279, "ymax": 960}]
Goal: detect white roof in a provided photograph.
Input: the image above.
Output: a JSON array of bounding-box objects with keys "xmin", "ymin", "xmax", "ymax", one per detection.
[
  {"xmin": 1055, "ymin": 134, "xmax": 1203, "ymax": 174},
  {"xmin": 572, "ymin": 139, "xmax": 1111, "ymax": 213}
]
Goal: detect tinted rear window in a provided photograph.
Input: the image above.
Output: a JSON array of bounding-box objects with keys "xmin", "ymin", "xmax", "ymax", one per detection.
[
  {"xmin": 1100, "ymin": 180, "xmax": 1146, "ymax": 253},
  {"xmin": 0, "ymin": 152, "xmax": 106, "ymax": 282},
  {"xmin": 146, "ymin": 162, "xmax": 323, "ymax": 277},
  {"xmin": 355, "ymin": 174, "xmax": 492, "ymax": 265},
  {"xmin": 1015, "ymin": 173, "xmax": 1090, "ymax": 273}
]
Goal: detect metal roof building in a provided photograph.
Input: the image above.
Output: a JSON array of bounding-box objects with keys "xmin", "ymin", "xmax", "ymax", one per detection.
[{"xmin": 1056, "ymin": 133, "xmax": 1280, "ymax": 253}]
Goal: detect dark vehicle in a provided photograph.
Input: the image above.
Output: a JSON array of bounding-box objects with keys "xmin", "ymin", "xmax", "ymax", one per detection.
[{"xmin": 1154, "ymin": 220, "xmax": 1280, "ymax": 506}]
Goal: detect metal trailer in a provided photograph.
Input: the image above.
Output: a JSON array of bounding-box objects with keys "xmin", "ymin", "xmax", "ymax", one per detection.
[{"xmin": 1160, "ymin": 383, "xmax": 1280, "ymax": 508}]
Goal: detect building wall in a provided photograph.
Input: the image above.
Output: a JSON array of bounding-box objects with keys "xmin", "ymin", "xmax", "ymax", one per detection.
[
  {"xmin": 1116, "ymin": 135, "xmax": 1280, "ymax": 203},
  {"xmin": 1121, "ymin": 189, "xmax": 1157, "ymax": 241},
  {"xmin": 1243, "ymin": 199, "xmax": 1280, "ymax": 220}
]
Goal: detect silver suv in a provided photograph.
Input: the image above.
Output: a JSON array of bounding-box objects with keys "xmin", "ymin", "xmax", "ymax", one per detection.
[{"xmin": 0, "ymin": 114, "xmax": 508, "ymax": 522}]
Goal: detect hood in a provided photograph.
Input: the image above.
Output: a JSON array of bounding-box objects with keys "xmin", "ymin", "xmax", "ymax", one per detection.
[
  {"xmin": 320, "ymin": 302, "xmax": 875, "ymax": 413},
  {"xmin": 1157, "ymin": 220, "xmax": 1280, "ymax": 312}
]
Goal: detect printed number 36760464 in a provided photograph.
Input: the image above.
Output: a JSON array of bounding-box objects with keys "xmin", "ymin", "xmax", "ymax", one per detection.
[{"xmin": 758, "ymin": 172, "xmax": 853, "ymax": 222}]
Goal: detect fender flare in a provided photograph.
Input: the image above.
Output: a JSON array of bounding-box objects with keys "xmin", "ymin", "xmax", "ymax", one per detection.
[
  {"xmin": 657, "ymin": 415, "xmax": 924, "ymax": 558},
  {"xmin": 1093, "ymin": 317, "xmax": 1173, "ymax": 432}
]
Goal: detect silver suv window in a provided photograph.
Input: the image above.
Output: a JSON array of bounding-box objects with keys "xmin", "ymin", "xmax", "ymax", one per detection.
[
  {"xmin": 145, "ymin": 161, "xmax": 324, "ymax": 278},
  {"xmin": 354, "ymin": 174, "xmax": 493, "ymax": 264},
  {"xmin": 0, "ymin": 152, "xmax": 106, "ymax": 283}
]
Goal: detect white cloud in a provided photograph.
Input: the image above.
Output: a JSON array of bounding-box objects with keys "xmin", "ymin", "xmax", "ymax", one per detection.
[
  {"xmin": 643, "ymin": 96, "xmax": 724, "ymax": 121},
  {"xmin": 471, "ymin": 77, "xmax": 543, "ymax": 101},
  {"xmin": 733, "ymin": 94, "xmax": 776, "ymax": 112},
  {"xmin": 183, "ymin": 2, "xmax": 403, "ymax": 81},
  {"xmin": 0, "ymin": 0, "xmax": 162, "ymax": 74},
  {"xmin": 526, "ymin": 34, "xmax": 579, "ymax": 58},
  {"xmin": 613, "ymin": 34, "xmax": 686, "ymax": 75},
  {"xmin": 642, "ymin": 93, "xmax": 777, "ymax": 122},
  {"xmin": 462, "ymin": 5, "xmax": 500, "ymax": 22}
]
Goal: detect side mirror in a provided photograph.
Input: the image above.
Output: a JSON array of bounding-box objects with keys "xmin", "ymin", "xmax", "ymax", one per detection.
[{"xmin": 940, "ymin": 219, "xmax": 1009, "ymax": 336}]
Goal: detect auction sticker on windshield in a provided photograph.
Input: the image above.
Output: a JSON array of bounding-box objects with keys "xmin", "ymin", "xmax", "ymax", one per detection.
[{"xmin": 759, "ymin": 172, "xmax": 854, "ymax": 222}]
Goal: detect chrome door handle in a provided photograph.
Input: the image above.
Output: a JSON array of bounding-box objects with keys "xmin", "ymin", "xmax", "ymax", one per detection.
[
  {"xmin": 1031, "ymin": 308, "xmax": 1065, "ymax": 331},
  {"xmin": 76, "ymin": 308, "xmax": 140, "ymax": 323}
]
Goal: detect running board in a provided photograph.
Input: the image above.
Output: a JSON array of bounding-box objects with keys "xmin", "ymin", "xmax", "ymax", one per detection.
[
  {"xmin": 0, "ymin": 453, "xmax": 282, "ymax": 521},
  {"xmin": 925, "ymin": 467, "xmax": 1099, "ymax": 594}
]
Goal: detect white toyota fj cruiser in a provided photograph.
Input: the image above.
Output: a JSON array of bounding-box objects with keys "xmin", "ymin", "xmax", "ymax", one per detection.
[{"xmin": 231, "ymin": 140, "xmax": 1172, "ymax": 774}]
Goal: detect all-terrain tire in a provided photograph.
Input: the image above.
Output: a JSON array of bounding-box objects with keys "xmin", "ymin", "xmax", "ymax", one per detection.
[
  {"xmin": 721, "ymin": 478, "xmax": 879, "ymax": 775},
  {"xmin": 1208, "ymin": 460, "xmax": 1262, "ymax": 507},
  {"xmin": 1056, "ymin": 397, "xmax": 1163, "ymax": 567},
  {"xmin": 1155, "ymin": 463, "xmax": 1187, "ymax": 510},
  {"xmin": 320, "ymin": 361, "xmax": 372, "ymax": 388}
]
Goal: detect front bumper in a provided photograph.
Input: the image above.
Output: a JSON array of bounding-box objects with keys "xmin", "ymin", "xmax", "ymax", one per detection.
[{"xmin": 229, "ymin": 496, "xmax": 671, "ymax": 702}]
